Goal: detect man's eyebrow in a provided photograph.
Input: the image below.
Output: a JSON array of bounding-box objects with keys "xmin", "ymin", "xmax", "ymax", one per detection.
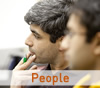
[{"xmin": 30, "ymin": 29, "xmax": 40, "ymax": 36}]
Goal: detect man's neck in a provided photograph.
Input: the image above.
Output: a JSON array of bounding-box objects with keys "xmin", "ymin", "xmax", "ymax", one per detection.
[
  {"xmin": 50, "ymin": 62, "xmax": 68, "ymax": 70},
  {"xmin": 88, "ymin": 57, "xmax": 100, "ymax": 70},
  {"xmin": 94, "ymin": 58, "xmax": 100, "ymax": 70},
  {"xmin": 50, "ymin": 53, "xmax": 68, "ymax": 70}
]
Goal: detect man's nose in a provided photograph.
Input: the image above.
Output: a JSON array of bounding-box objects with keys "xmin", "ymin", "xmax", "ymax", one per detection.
[
  {"xmin": 25, "ymin": 35, "xmax": 33, "ymax": 47},
  {"xmin": 60, "ymin": 36, "xmax": 70, "ymax": 51}
]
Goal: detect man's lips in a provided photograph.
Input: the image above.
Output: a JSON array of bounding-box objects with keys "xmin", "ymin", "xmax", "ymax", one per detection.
[
  {"xmin": 26, "ymin": 51, "xmax": 36, "ymax": 59},
  {"xmin": 29, "ymin": 51, "xmax": 35, "ymax": 56}
]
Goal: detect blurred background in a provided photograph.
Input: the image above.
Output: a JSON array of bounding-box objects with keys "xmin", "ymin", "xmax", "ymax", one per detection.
[
  {"xmin": 0, "ymin": 0, "xmax": 40, "ymax": 69},
  {"xmin": 0, "ymin": 0, "xmax": 39, "ymax": 87}
]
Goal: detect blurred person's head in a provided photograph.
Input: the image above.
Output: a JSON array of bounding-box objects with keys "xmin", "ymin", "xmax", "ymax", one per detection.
[
  {"xmin": 61, "ymin": 0, "xmax": 100, "ymax": 70},
  {"xmin": 24, "ymin": 0, "xmax": 73, "ymax": 65}
]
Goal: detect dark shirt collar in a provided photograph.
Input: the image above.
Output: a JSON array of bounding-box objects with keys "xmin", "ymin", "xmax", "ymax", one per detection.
[{"xmin": 45, "ymin": 64, "xmax": 69, "ymax": 70}]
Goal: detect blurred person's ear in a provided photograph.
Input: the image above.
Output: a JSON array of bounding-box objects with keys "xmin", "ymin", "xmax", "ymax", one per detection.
[{"xmin": 94, "ymin": 32, "xmax": 100, "ymax": 55}]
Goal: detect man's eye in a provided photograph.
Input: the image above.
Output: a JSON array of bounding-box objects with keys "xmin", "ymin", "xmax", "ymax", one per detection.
[
  {"xmin": 64, "ymin": 30, "xmax": 69, "ymax": 35},
  {"xmin": 32, "ymin": 33, "xmax": 41, "ymax": 39},
  {"xmin": 69, "ymin": 32, "xmax": 73, "ymax": 36},
  {"xmin": 35, "ymin": 36, "xmax": 40, "ymax": 39},
  {"xmin": 34, "ymin": 34, "xmax": 40, "ymax": 39}
]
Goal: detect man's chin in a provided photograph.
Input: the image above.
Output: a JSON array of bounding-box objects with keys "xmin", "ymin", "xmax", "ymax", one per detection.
[
  {"xmin": 33, "ymin": 59, "xmax": 48, "ymax": 64},
  {"xmin": 33, "ymin": 59, "xmax": 40, "ymax": 64}
]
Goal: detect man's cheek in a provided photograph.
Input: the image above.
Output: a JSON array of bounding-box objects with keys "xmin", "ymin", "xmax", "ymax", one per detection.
[{"xmin": 72, "ymin": 41, "xmax": 83, "ymax": 52}]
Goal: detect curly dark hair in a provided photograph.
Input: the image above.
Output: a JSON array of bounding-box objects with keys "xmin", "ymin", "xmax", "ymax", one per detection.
[
  {"xmin": 24, "ymin": 0, "xmax": 74, "ymax": 43},
  {"xmin": 71, "ymin": 0, "xmax": 100, "ymax": 42}
]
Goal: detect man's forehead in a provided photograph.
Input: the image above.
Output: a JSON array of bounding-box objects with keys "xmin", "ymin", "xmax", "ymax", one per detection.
[
  {"xmin": 30, "ymin": 24, "xmax": 43, "ymax": 33},
  {"xmin": 30, "ymin": 24, "xmax": 40, "ymax": 30},
  {"xmin": 30, "ymin": 24, "xmax": 50, "ymax": 37},
  {"xmin": 69, "ymin": 14, "xmax": 80, "ymax": 23},
  {"xmin": 67, "ymin": 14, "xmax": 80, "ymax": 27},
  {"xmin": 67, "ymin": 14, "xmax": 87, "ymax": 33},
  {"xmin": 67, "ymin": 14, "xmax": 77, "ymax": 31}
]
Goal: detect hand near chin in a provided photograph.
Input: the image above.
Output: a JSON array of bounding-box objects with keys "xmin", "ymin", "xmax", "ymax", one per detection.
[{"xmin": 10, "ymin": 53, "xmax": 38, "ymax": 88}]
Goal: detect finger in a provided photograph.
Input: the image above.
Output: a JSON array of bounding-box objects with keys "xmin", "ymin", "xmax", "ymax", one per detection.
[
  {"xmin": 26, "ymin": 52, "xmax": 32, "ymax": 59},
  {"xmin": 29, "ymin": 65, "xmax": 37, "ymax": 70},
  {"xmin": 17, "ymin": 53, "xmax": 32, "ymax": 66},
  {"xmin": 18, "ymin": 55, "xmax": 36, "ymax": 70}
]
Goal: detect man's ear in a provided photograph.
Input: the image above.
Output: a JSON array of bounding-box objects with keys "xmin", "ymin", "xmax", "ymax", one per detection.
[{"xmin": 94, "ymin": 32, "xmax": 100, "ymax": 55}]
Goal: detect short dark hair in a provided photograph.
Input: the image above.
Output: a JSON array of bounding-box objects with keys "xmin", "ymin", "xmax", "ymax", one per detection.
[
  {"xmin": 24, "ymin": 0, "xmax": 73, "ymax": 43},
  {"xmin": 71, "ymin": 0, "xmax": 100, "ymax": 42}
]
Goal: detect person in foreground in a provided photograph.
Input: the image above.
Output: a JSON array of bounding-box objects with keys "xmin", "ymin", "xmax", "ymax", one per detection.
[{"xmin": 61, "ymin": 0, "xmax": 100, "ymax": 87}]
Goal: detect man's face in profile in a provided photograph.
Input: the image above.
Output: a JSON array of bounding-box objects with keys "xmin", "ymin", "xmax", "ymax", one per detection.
[
  {"xmin": 61, "ymin": 13, "xmax": 96, "ymax": 70},
  {"xmin": 25, "ymin": 24, "xmax": 60, "ymax": 64}
]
